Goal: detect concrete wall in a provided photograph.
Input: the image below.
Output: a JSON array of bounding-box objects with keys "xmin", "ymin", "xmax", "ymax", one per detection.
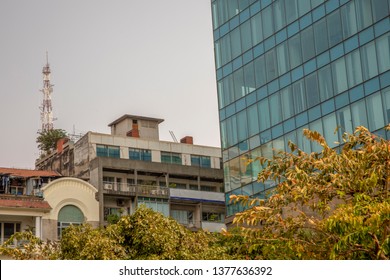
[
  {"xmin": 73, "ymin": 134, "xmax": 91, "ymax": 180},
  {"xmin": 201, "ymin": 221, "xmax": 226, "ymax": 232},
  {"xmin": 35, "ymin": 143, "xmax": 74, "ymax": 176},
  {"xmin": 110, "ymin": 118, "xmax": 160, "ymax": 140}
]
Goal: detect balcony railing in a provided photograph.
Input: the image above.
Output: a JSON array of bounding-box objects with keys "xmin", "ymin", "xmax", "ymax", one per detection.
[
  {"xmin": 171, "ymin": 218, "xmax": 226, "ymax": 232},
  {"xmin": 169, "ymin": 188, "xmax": 225, "ymax": 202},
  {"xmin": 102, "ymin": 182, "xmax": 169, "ymax": 198}
]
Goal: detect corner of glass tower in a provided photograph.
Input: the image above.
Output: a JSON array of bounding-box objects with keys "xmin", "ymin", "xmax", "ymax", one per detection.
[{"xmin": 210, "ymin": 0, "xmax": 390, "ymax": 223}]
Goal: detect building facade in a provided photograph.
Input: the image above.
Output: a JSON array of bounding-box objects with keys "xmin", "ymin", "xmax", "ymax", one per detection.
[
  {"xmin": 36, "ymin": 115, "xmax": 226, "ymax": 232},
  {"xmin": 0, "ymin": 168, "xmax": 59, "ymax": 244},
  {"xmin": 210, "ymin": 0, "xmax": 390, "ymax": 221},
  {"xmin": 0, "ymin": 169, "xmax": 99, "ymax": 243}
]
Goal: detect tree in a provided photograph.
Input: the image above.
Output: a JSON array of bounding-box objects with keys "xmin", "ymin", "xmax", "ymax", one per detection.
[
  {"xmin": 36, "ymin": 128, "xmax": 67, "ymax": 153},
  {"xmin": 0, "ymin": 206, "xmax": 229, "ymax": 260},
  {"xmin": 59, "ymin": 223, "xmax": 126, "ymax": 260},
  {"xmin": 114, "ymin": 206, "xmax": 227, "ymax": 260},
  {"xmin": 0, "ymin": 230, "xmax": 60, "ymax": 260},
  {"xmin": 230, "ymin": 126, "xmax": 390, "ymax": 260}
]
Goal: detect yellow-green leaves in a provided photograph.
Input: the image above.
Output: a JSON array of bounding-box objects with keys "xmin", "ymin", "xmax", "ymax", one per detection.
[{"xmin": 230, "ymin": 126, "xmax": 390, "ymax": 260}]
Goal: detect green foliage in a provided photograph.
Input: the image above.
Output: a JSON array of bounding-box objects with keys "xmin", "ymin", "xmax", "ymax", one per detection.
[
  {"xmin": 36, "ymin": 128, "xmax": 67, "ymax": 153},
  {"xmin": 0, "ymin": 207, "xmax": 229, "ymax": 260},
  {"xmin": 60, "ymin": 223, "xmax": 126, "ymax": 260},
  {"xmin": 230, "ymin": 126, "xmax": 390, "ymax": 260},
  {"xmin": 0, "ymin": 231, "xmax": 60, "ymax": 260},
  {"xmin": 115, "ymin": 206, "xmax": 227, "ymax": 260},
  {"xmin": 106, "ymin": 214, "xmax": 120, "ymax": 224}
]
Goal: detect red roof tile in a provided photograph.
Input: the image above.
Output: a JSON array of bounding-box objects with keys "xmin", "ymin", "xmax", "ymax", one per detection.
[
  {"xmin": 0, "ymin": 197, "xmax": 51, "ymax": 210},
  {"xmin": 0, "ymin": 167, "xmax": 60, "ymax": 178}
]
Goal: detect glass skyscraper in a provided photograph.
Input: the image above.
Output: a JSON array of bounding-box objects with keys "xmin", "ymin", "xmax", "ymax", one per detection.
[{"xmin": 210, "ymin": 0, "xmax": 390, "ymax": 219}]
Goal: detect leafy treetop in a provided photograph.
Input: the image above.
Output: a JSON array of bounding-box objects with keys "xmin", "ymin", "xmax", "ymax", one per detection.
[{"xmin": 230, "ymin": 126, "xmax": 390, "ymax": 260}]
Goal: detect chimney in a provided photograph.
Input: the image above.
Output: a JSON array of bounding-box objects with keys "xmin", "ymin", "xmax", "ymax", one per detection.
[
  {"xmin": 126, "ymin": 122, "xmax": 140, "ymax": 138},
  {"xmin": 180, "ymin": 136, "xmax": 193, "ymax": 144},
  {"xmin": 56, "ymin": 138, "xmax": 68, "ymax": 153}
]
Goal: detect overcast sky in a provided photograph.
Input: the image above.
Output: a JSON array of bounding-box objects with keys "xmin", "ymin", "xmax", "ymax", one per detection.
[{"xmin": 0, "ymin": 0, "xmax": 220, "ymax": 169}]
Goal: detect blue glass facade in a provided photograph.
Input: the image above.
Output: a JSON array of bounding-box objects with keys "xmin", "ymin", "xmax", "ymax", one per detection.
[{"xmin": 211, "ymin": 0, "xmax": 390, "ymax": 217}]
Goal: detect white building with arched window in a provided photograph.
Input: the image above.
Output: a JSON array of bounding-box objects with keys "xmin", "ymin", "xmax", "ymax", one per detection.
[{"xmin": 41, "ymin": 177, "xmax": 99, "ymax": 240}]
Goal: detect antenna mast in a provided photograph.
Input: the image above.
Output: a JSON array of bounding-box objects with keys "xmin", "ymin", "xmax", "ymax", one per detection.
[{"xmin": 40, "ymin": 52, "xmax": 54, "ymax": 132}]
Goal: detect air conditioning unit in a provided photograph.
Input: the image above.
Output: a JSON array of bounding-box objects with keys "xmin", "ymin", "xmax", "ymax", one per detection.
[
  {"xmin": 104, "ymin": 184, "xmax": 113, "ymax": 190},
  {"xmin": 117, "ymin": 199, "xmax": 125, "ymax": 207}
]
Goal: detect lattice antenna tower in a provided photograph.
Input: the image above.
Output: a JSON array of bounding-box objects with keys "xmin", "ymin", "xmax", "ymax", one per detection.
[{"xmin": 39, "ymin": 52, "xmax": 54, "ymax": 132}]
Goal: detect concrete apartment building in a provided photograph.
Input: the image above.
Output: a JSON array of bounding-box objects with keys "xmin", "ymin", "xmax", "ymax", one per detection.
[
  {"xmin": 211, "ymin": 0, "xmax": 390, "ymax": 223},
  {"xmin": 36, "ymin": 114, "xmax": 226, "ymax": 232}
]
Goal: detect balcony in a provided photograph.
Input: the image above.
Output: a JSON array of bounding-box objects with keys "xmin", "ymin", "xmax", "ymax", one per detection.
[
  {"xmin": 172, "ymin": 218, "xmax": 226, "ymax": 232},
  {"xmin": 102, "ymin": 182, "xmax": 169, "ymax": 198},
  {"xmin": 169, "ymin": 188, "xmax": 225, "ymax": 203}
]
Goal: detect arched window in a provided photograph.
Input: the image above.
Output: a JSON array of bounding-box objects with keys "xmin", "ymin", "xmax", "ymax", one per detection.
[{"xmin": 57, "ymin": 205, "xmax": 84, "ymax": 238}]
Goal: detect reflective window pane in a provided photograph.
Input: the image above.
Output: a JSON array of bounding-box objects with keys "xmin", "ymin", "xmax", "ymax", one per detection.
[
  {"xmin": 361, "ymin": 41, "xmax": 379, "ymax": 80},
  {"xmin": 314, "ymin": 19, "xmax": 329, "ymax": 55},
  {"xmin": 289, "ymin": 34, "xmax": 302, "ymax": 69},
  {"xmin": 274, "ymin": 0, "xmax": 286, "ymax": 31},
  {"xmin": 301, "ymin": 26, "xmax": 315, "ymax": 62},
  {"xmin": 332, "ymin": 57, "xmax": 348, "ymax": 95},
  {"xmin": 337, "ymin": 106, "xmax": 353, "ymax": 139},
  {"xmin": 233, "ymin": 68, "xmax": 245, "ymax": 100},
  {"xmin": 376, "ymin": 34, "xmax": 390, "ymax": 74},
  {"xmin": 217, "ymin": 0, "xmax": 229, "ymax": 26},
  {"xmin": 298, "ymin": 0, "xmax": 311, "ymax": 16},
  {"xmin": 243, "ymin": 62, "xmax": 256, "ymax": 94},
  {"xmin": 355, "ymin": 0, "xmax": 373, "ymax": 31},
  {"xmin": 276, "ymin": 41, "xmax": 289, "ymax": 75},
  {"xmin": 254, "ymin": 55, "xmax": 266, "ymax": 87},
  {"xmin": 227, "ymin": 116, "xmax": 238, "ymax": 147},
  {"xmin": 351, "ymin": 100, "xmax": 368, "ymax": 128},
  {"xmin": 305, "ymin": 72, "xmax": 320, "ymax": 108},
  {"xmin": 262, "ymin": 5, "xmax": 274, "ymax": 39},
  {"xmin": 212, "ymin": 1, "xmax": 219, "ymax": 29},
  {"xmin": 285, "ymin": 0, "xmax": 298, "ymax": 24},
  {"xmin": 366, "ymin": 92, "xmax": 385, "ymax": 131},
  {"xmin": 220, "ymin": 35, "xmax": 232, "ymax": 66},
  {"xmin": 237, "ymin": 110, "xmax": 248, "ymax": 142},
  {"xmin": 345, "ymin": 49, "xmax": 363, "ymax": 87},
  {"xmin": 258, "ymin": 98, "xmax": 271, "ymax": 131},
  {"xmin": 327, "ymin": 10, "xmax": 343, "ymax": 47},
  {"xmin": 293, "ymin": 80, "xmax": 307, "ymax": 113},
  {"xmin": 265, "ymin": 49, "xmax": 278, "ymax": 82},
  {"xmin": 371, "ymin": 0, "xmax": 389, "ymax": 21},
  {"xmin": 269, "ymin": 93, "xmax": 282, "ymax": 126},
  {"xmin": 241, "ymin": 20, "xmax": 252, "ymax": 52},
  {"xmin": 247, "ymin": 104, "xmax": 259, "ymax": 137},
  {"xmin": 281, "ymin": 86, "xmax": 294, "ymax": 120},
  {"xmin": 231, "ymin": 28, "xmax": 242, "ymax": 59},
  {"xmin": 228, "ymin": 0, "xmax": 240, "ymax": 18},
  {"xmin": 323, "ymin": 113, "xmax": 339, "ymax": 148},
  {"xmin": 382, "ymin": 87, "xmax": 390, "ymax": 124},
  {"xmin": 251, "ymin": 12, "xmax": 263, "ymax": 46},
  {"xmin": 341, "ymin": 1, "xmax": 358, "ymax": 39},
  {"xmin": 318, "ymin": 65, "xmax": 333, "ymax": 101}
]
